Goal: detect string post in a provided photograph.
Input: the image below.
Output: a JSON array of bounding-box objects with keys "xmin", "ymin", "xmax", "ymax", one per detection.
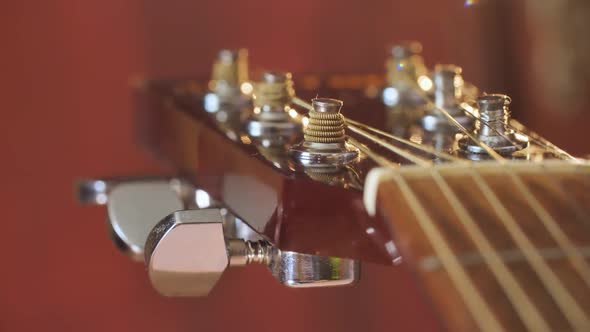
[
  {"xmin": 247, "ymin": 71, "xmax": 300, "ymax": 144},
  {"xmin": 422, "ymin": 64, "xmax": 473, "ymax": 131},
  {"xmin": 289, "ymin": 98, "xmax": 358, "ymax": 168},
  {"xmin": 459, "ymin": 94, "xmax": 529, "ymax": 155}
]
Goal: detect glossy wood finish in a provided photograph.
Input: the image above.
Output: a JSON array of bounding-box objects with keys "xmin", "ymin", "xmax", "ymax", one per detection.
[
  {"xmin": 375, "ymin": 163, "xmax": 590, "ymax": 331},
  {"xmin": 136, "ymin": 79, "xmax": 395, "ymax": 263}
]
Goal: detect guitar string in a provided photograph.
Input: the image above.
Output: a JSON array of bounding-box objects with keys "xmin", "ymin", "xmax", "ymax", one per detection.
[
  {"xmin": 507, "ymin": 169, "xmax": 590, "ymax": 289},
  {"xmin": 456, "ymin": 94, "xmax": 590, "ymax": 294},
  {"xmin": 412, "ymin": 90, "xmax": 506, "ymax": 161},
  {"xmin": 338, "ymin": 115, "xmax": 541, "ymax": 328},
  {"xmin": 507, "ymin": 119, "xmax": 579, "ymax": 161},
  {"xmin": 294, "ymin": 93, "xmax": 589, "ymax": 327},
  {"xmin": 346, "ymin": 113, "xmax": 590, "ymax": 297},
  {"xmin": 292, "ymin": 96, "xmax": 434, "ymax": 166},
  {"xmin": 345, "ymin": 124, "xmax": 432, "ymax": 166},
  {"xmin": 417, "ymin": 88, "xmax": 590, "ymax": 295},
  {"xmin": 344, "ymin": 118, "xmax": 465, "ymax": 163},
  {"xmin": 343, "ymin": 120, "xmax": 541, "ymax": 329},
  {"xmin": 419, "ymin": 89, "xmax": 590, "ymax": 328},
  {"xmin": 458, "ymin": 101, "xmax": 574, "ymax": 160},
  {"xmin": 469, "ymin": 168, "xmax": 590, "ymax": 331},
  {"xmin": 430, "ymin": 169, "xmax": 551, "ymax": 332},
  {"xmin": 346, "ymin": 137, "xmax": 399, "ymax": 168},
  {"xmin": 538, "ymin": 165, "xmax": 590, "ymax": 228},
  {"xmin": 390, "ymin": 171, "xmax": 504, "ymax": 332}
]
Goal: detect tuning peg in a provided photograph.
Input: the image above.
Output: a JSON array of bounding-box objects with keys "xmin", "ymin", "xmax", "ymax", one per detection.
[
  {"xmin": 76, "ymin": 177, "xmax": 192, "ymax": 261},
  {"xmin": 145, "ymin": 209, "xmax": 359, "ymax": 297}
]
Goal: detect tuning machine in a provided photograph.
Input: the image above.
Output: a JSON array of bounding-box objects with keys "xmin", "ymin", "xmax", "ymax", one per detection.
[
  {"xmin": 77, "ymin": 178, "xmax": 360, "ymax": 295},
  {"xmin": 146, "ymin": 209, "xmax": 359, "ymax": 297},
  {"xmin": 247, "ymin": 71, "xmax": 301, "ymax": 145},
  {"xmin": 77, "ymin": 177, "xmax": 196, "ymax": 261}
]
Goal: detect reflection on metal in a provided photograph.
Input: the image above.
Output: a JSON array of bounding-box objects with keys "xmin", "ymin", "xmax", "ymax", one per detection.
[
  {"xmin": 269, "ymin": 251, "xmax": 359, "ymax": 288},
  {"xmin": 459, "ymin": 94, "xmax": 529, "ymax": 155},
  {"xmin": 76, "ymin": 177, "xmax": 191, "ymax": 261},
  {"xmin": 145, "ymin": 209, "xmax": 360, "ymax": 297}
]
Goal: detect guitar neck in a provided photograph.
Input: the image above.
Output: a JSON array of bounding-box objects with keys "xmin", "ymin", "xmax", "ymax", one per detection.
[{"xmin": 371, "ymin": 162, "xmax": 590, "ymax": 331}]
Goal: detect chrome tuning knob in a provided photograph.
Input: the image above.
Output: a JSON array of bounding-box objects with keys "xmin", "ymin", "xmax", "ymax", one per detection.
[
  {"xmin": 145, "ymin": 209, "xmax": 359, "ymax": 297},
  {"xmin": 77, "ymin": 177, "xmax": 192, "ymax": 261}
]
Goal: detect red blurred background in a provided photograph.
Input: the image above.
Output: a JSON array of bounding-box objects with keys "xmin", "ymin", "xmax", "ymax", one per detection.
[{"xmin": 1, "ymin": 1, "xmax": 588, "ymax": 331}]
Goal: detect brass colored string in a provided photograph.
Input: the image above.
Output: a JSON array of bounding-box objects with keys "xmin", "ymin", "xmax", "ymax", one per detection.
[{"xmin": 304, "ymin": 110, "xmax": 346, "ymax": 143}]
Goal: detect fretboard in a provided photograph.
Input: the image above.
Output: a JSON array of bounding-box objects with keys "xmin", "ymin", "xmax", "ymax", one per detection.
[{"xmin": 368, "ymin": 161, "xmax": 590, "ymax": 332}]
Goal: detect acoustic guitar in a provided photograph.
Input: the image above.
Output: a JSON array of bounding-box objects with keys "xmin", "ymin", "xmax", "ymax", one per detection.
[{"xmin": 79, "ymin": 44, "xmax": 590, "ymax": 332}]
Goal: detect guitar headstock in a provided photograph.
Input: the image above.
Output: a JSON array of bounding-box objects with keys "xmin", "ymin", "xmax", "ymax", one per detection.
[
  {"xmin": 135, "ymin": 42, "xmax": 585, "ymax": 260},
  {"xmin": 80, "ymin": 41, "xmax": 590, "ymax": 330}
]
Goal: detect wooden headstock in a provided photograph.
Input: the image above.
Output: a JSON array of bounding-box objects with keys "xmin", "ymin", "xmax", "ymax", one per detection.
[{"xmin": 134, "ymin": 45, "xmax": 590, "ymax": 331}]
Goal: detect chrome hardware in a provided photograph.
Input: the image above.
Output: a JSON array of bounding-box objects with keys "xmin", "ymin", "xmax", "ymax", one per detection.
[
  {"xmin": 247, "ymin": 71, "xmax": 300, "ymax": 140},
  {"xmin": 459, "ymin": 94, "xmax": 529, "ymax": 154},
  {"xmin": 145, "ymin": 209, "xmax": 359, "ymax": 297},
  {"xmin": 289, "ymin": 98, "xmax": 359, "ymax": 167},
  {"xmin": 422, "ymin": 65, "xmax": 473, "ymax": 131},
  {"xmin": 77, "ymin": 177, "xmax": 191, "ymax": 261}
]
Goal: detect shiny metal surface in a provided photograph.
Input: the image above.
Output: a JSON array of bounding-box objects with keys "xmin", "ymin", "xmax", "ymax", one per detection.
[
  {"xmin": 289, "ymin": 98, "xmax": 359, "ymax": 167},
  {"xmin": 269, "ymin": 251, "xmax": 359, "ymax": 288},
  {"xmin": 108, "ymin": 181, "xmax": 183, "ymax": 261},
  {"xmin": 459, "ymin": 94, "xmax": 529, "ymax": 154},
  {"xmin": 144, "ymin": 209, "xmax": 360, "ymax": 297},
  {"xmin": 77, "ymin": 177, "xmax": 189, "ymax": 261},
  {"xmin": 145, "ymin": 209, "xmax": 229, "ymax": 297},
  {"xmin": 312, "ymin": 97, "xmax": 343, "ymax": 113},
  {"xmin": 289, "ymin": 141, "xmax": 360, "ymax": 167}
]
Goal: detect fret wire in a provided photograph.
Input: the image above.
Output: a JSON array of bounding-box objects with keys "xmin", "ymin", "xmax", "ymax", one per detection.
[
  {"xmin": 391, "ymin": 172, "xmax": 504, "ymax": 332},
  {"xmin": 344, "ymin": 118, "xmax": 465, "ymax": 163},
  {"xmin": 346, "ymin": 124, "xmax": 432, "ymax": 166},
  {"xmin": 506, "ymin": 170, "xmax": 590, "ymax": 290},
  {"xmin": 430, "ymin": 170, "xmax": 551, "ymax": 332},
  {"xmin": 470, "ymin": 169, "xmax": 590, "ymax": 331}
]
